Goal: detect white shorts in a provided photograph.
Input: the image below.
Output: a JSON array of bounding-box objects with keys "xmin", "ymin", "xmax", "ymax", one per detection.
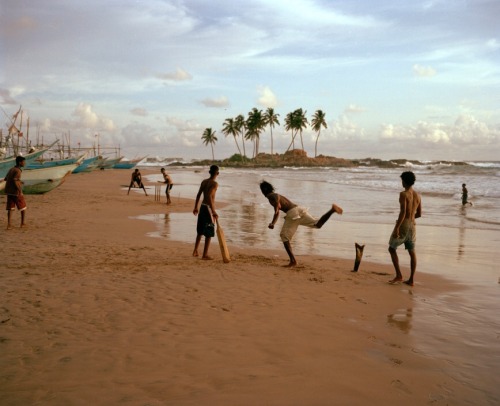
[{"xmin": 280, "ymin": 206, "xmax": 317, "ymax": 242}]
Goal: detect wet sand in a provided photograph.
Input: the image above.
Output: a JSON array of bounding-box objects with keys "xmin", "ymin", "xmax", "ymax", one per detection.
[{"xmin": 0, "ymin": 169, "xmax": 497, "ymax": 405}]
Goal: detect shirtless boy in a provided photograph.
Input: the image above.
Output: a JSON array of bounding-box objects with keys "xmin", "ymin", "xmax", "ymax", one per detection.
[
  {"xmin": 127, "ymin": 169, "xmax": 148, "ymax": 196},
  {"xmin": 192, "ymin": 165, "xmax": 219, "ymax": 259},
  {"xmin": 5, "ymin": 156, "xmax": 27, "ymax": 229},
  {"xmin": 388, "ymin": 171, "xmax": 422, "ymax": 286},
  {"xmin": 260, "ymin": 180, "xmax": 343, "ymax": 267},
  {"xmin": 160, "ymin": 168, "xmax": 173, "ymax": 204}
]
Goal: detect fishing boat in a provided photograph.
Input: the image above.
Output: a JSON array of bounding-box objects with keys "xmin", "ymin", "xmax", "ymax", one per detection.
[
  {"xmin": 0, "ymin": 162, "xmax": 79, "ymax": 194},
  {"xmin": 26, "ymin": 153, "xmax": 87, "ymax": 169},
  {"xmin": 113, "ymin": 156, "xmax": 146, "ymax": 169},
  {"xmin": 72, "ymin": 155, "xmax": 101, "ymax": 173},
  {"xmin": 0, "ymin": 145, "xmax": 55, "ymax": 178},
  {"xmin": 97, "ymin": 156, "xmax": 123, "ymax": 170}
]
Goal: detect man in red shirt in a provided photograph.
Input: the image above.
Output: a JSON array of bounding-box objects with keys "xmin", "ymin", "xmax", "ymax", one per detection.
[{"xmin": 4, "ymin": 156, "xmax": 27, "ymax": 229}]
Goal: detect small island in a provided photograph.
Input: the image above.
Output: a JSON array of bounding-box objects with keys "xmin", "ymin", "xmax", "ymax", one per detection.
[{"xmin": 169, "ymin": 149, "xmax": 470, "ymax": 169}]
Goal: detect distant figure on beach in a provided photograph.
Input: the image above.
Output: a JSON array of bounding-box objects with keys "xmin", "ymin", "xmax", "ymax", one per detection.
[
  {"xmin": 160, "ymin": 168, "xmax": 173, "ymax": 205},
  {"xmin": 388, "ymin": 171, "xmax": 422, "ymax": 287},
  {"xmin": 4, "ymin": 156, "xmax": 27, "ymax": 230},
  {"xmin": 192, "ymin": 165, "xmax": 219, "ymax": 260},
  {"xmin": 462, "ymin": 183, "xmax": 472, "ymax": 206},
  {"xmin": 127, "ymin": 168, "xmax": 148, "ymax": 196},
  {"xmin": 260, "ymin": 180, "xmax": 343, "ymax": 267}
]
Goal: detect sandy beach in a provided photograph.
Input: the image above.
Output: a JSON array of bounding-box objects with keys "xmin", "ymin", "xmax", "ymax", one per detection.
[{"xmin": 0, "ymin": 169, "xmax": 496, "ymax": 405}]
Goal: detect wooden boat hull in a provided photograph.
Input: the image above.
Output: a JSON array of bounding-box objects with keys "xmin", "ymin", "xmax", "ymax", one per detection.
[
  {"xmin": 72, "ymin": 156, "xmax": 100, "ymax": 173},
  {"xmin": 26, "ymin": 154, "xmax": 85, "ymax": 169},
  {"xmin": 0, "ymin": 147, "xmax": 52, "ymax": 178},
  {"xmin": 98, "ymin": 156, "xmax": 123, "ymax": 169},
  {"xmin": 113, "ymin": 156, "xmax": 146, "ymax": 169},
  {"xmin": 0, "ymin": 163, "xmax": 78, "ymax": 194}
]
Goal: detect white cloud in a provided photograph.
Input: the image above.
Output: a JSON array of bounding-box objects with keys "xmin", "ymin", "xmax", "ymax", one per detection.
[
  {"xmin": 451, "ymin": 113, "xmax": 496, "ymax": 144},
  {"xmin": 257, "ymin": 86, "xmax": 278, "ymax": 108},
  {"xmin": 263, "ymin": 0, "xmax": 381, "ymax": 28},
  {"xmin": 413, "ymin": 64, "xmax": 437, "ymax": 77},
  {"xmin": 200, "ymin": 96, "xmax": 229, "ymax": 108},
  {"xmin": 344, "ymin": 103, "xmax": 365, "ymax": 114},
  {"xmin": 379, "ymin": 114, "xmax": 499, "ymax": 147},
  {"xmin": 121, "ymin": 123, "xmax": 161, "ymax": 146},
  {"xmin": 331, "ymin": 114, "xmax": 365, "ymax": 139},
  {"xmin": 156, "ymin": 68, "xmax": 193, "ymax": 81},
  {"xmin": 72, "ymin": 103, "xmax": 116, "ymax": 132}
]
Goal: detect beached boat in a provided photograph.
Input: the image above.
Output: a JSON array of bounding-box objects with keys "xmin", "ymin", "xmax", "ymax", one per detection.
[
  {"xmin": 97, "ymin": 156, "xmax": 123, "ymax": 170},
  {"xmin": 0, "ymin": 146, "xmax": 54, "ymax": 178},
  {"xmin": 26, "ymin": 153, "xmax": 86, "ymax": 169},
  {"xmin": 1, "ymin": 162, "xmax": 80, "ymax": 194},
  {"xmin": 72, "ymin": 155, "xmax": 101, "ymax": 173},
  {"xmin": 113, "ymin": 156, "xmax": 146, "ymax": 169}
]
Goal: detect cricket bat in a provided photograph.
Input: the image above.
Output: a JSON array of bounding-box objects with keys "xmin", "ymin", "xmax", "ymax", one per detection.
[{"xmin": 216, "ymin": 219, "xmax": 231, "ymax": 263}]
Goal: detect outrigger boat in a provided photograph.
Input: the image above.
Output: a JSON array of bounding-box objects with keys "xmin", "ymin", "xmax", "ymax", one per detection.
[
  {"xmin": 113, "ymin": 156, "xmax": 146, "ymax": 169},
  {"xmin": 1, "ymin": 157, "xmax": 83, "ymax": 195}
]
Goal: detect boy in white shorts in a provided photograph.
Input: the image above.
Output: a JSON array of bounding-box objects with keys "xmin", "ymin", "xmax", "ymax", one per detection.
[{"xmin": 260, "ymin": 180, "xmax": 343, "ymax": 267}]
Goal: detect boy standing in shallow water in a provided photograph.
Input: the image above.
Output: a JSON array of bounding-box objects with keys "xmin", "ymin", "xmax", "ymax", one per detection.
[
  {"xmin": 461, "ymin": 183, "xmax": 472, "ymax": 206},
  {"xmin": 260, "ymin": 180, "xmax": 343, "ymax": 267},
  {"xmin": 388, "ymin": 171, "xmax": 422, "ymax": 286}
]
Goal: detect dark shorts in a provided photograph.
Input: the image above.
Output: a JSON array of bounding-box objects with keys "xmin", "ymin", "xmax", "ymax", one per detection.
[
  {"xmin": 196, "ymin": 204, "xmax": 213, "ymax": 236},
  {"xmin": 6, "ymin": 194, "xmax": 27, "ymax": 211}
]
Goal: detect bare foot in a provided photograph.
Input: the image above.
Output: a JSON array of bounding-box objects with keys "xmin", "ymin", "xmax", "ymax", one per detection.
[
  {"xmin": 6, "ymin": 225, "xmax": 13, "ymax": 230},
  {"xmin": 403, "ymin": 280, "xmax": 414, "ymax": 287},
  {"xmin": 332, "ymin": 203, "xmax": 343, "ymax": 215},
  {"xmin": 201, "ymin": 256, "xmax": 214, "ymax": 260},
  {"xmin": 283, "ymin": 262, "xmax": 297, "ymax": 268},
  {"xmin": 388, "ymin": 277, "xmax": 403, "ymax": 285},
  {"xmin": 192, "ymin": 250, "xmax": 199, "ymax": 257}
]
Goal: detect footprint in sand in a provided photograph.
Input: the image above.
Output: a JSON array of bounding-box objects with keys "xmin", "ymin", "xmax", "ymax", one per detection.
[{"xmin": 391, "ymin": 379, "xmax": 412, "ymax": 394}]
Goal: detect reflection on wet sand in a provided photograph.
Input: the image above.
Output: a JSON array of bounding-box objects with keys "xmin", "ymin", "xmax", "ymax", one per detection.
[
  {"xmin": 139, "ymin": 212, "xmax": 172, "ymax": 239},
  {"xmin": 162, "ymin": 212, "xmax": 170, "ymax": 238},
  {"xmin": 387, "ymin": 308, "xmax": 413, "ymax": 333},
  {"xmin": 458, "ymin": 206, "xmax": 467, "ymax": 260}
]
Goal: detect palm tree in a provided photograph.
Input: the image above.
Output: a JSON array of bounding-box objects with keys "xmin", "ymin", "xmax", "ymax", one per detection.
[
  {"xmin": 222, "ymin": 118, "xmax": 242, "ymax": 156},
  {"xmin": 284, "ymin": 109, "xmax": 308, "ymax": 153},
  {"xmin": 294, "ymin": 108, "xmax": 308, "ymax": 151},
  {"xmin": 234, "ymin": 114, "xmax": 247, "ymax": 159},
  {"xmin": 246, "ymin": 108, "xmax": 265, "ymax": 157},
  {"xmin": 263, "ymin": 107, "xmax": 280, "ymax": 155},
  {"xmin": 284, "ymin": 111, "xmax": 296, "ymax": 153},
  {"xmin": 201, "ymin": 128, "xmax": 217, "ymax": 160},
  {"xmin": 311, "ymin": 109, "xmax": 327, "ymax": 158}
]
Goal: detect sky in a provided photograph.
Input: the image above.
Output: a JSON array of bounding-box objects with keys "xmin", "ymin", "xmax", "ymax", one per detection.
[{"xmin": 1, "ymin": 0, "xmax": 499, "ymax": 162}]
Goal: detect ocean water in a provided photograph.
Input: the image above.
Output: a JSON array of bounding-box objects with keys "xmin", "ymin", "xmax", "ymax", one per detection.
[{"xmin": 138, "ymin": 161, "xmax": 500, "ymax": 401}]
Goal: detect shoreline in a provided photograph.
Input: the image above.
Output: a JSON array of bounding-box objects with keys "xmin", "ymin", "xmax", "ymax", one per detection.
[{"xmin": 1, "ymin": 169, "xmax": 495, "ymax": 405}]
